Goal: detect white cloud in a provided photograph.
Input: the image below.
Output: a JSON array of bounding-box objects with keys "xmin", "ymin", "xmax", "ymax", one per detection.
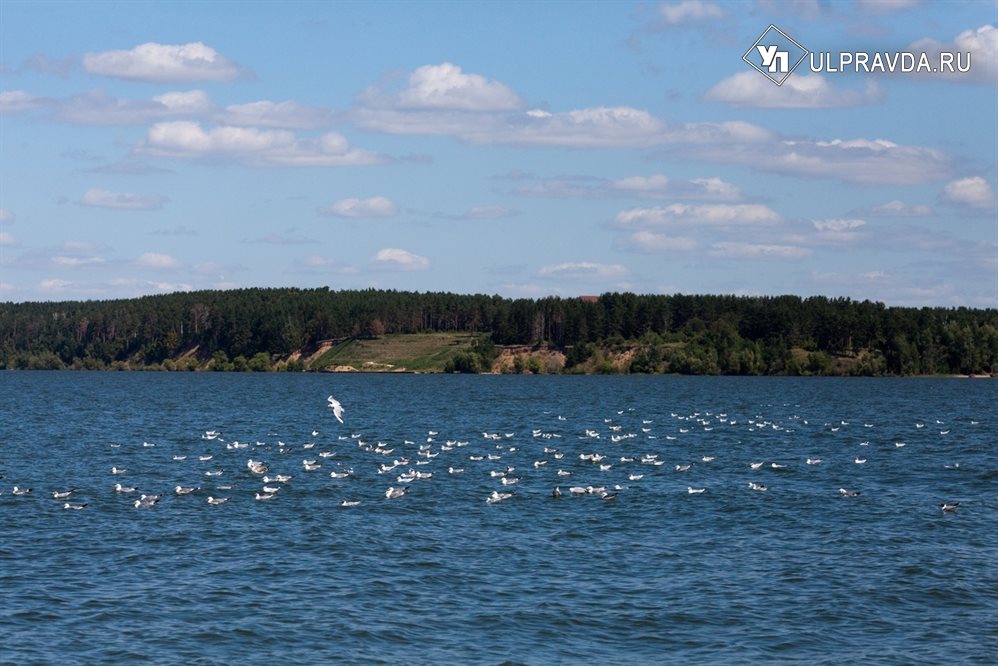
[
  {"xmin": 52, "ymin": 255, "xmax": 106, "ymax": 267},
  {"xmin": 56, "ymin": 89, "xmax": 213, "ymax": 126},
  {"xmin": 709, "ymin": 242, "xmax": 812, "ymax": 258},
  {"xmin": 614, "ymin": 203, "xmax": 780, "ymax": 227},
  {"xmin": 0, "ymin": 208, "xmax": 14, "ymax": 223},
  {"xmin": 658, "ymin": 0, "xmax": 724, "ymax": 25},
  {"xmin": 299, "ymin": 255, "xmax": 359, "ymax": 274},
  {"xmin": 355, "ymin": 104, "xmax": 766, "ymax": 149},
  {"xmin": 461, "ymin": 206, "xmax": 518, "ymax": 219},
  {"xmin": 136, "ymin": 252, "xmax": 180, "ymax": 269},
  {"xmin": 811, "ymin": 218, "xmax": 867, "ymax": 243},
  {"xmin": 855, "ymin": 0, "xmax": 920, "ymax": 14},
  {"xmin": 704, "ymin": 72, "xmax": 880, "ymax": 108},
  {"xmin": 0, "ymin": 231, "xmax": 16, "ymax": 246},
  {"xmin": 141, "ymin": 121, "xmax": 382, "ymax": 167},
  {"xmin": 909, "ymin": 24, "xmax": 997, "ymax": 84},
  {"xmin": 80, "ymin": 189, "xmax": 166, "ymax": 210},
  {"xmin": 677, "ymin": 136, "xmax": 950, "ymax": 185},
  {"xmin": 0, "ymin": 90, "xmax": 47, "ymax": 114},
  {"xmin": 39, "ymin": 278, "xmax": 73, "ymax": 292},
  {"xmin": 223, "ymin": 100, "xmax": 335, "ymax": 129},
  {"xmin": 538, "ymin": 262, "xmax": 628, "ymax": 279},
  {"xmin": 372, "ymin": 248, "xmax": 430, "ymax": 271},
  {"xmin": 83, "ymin": 42, "xmax": 246, "ymax": 83},
  {"xmin": 319, "ymin": 196, "xmax": 398, "ymax": 218},
  {"xmin": 624, "ymin": 231, "xmax": 698, "ymax": 252},
  {"xmin": 942, "ymin": 176, "xmax": 995, "ymax": 208},
  {"xmin": 362, "ymin": 62, "xmax": 522, "ymax": 111},
  {"xmin": 514, "ymin": 174, "xmax": 743, "ymax": 201},
  {"xmin": 812, "ymin": 218, "xmax": 866, "ymax": 232},
  {"xmin": 867, "ymin": 200, "xmax": 932, "ymax": 217}
]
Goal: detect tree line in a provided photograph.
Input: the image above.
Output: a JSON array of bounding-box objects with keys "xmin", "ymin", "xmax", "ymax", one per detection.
[{"xmin": 1, "ymin": 288, "xmax": 996, "ymax": 375}]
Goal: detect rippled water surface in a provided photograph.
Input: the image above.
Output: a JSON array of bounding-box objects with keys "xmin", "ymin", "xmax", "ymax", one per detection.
[{"xmin": 1, "ymin": 373, "xmax": 996, "ymax": 663}]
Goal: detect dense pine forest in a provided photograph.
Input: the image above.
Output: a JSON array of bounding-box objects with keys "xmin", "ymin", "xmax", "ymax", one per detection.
[{"xmin": 1, "ymin": 288, "xmax": 996, "ymax": 375}]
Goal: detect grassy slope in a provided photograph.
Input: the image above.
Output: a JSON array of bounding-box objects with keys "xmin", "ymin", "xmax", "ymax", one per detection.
[{"xmin": 309, "ymin": 333, "xmax": 478, "ymax": 372}]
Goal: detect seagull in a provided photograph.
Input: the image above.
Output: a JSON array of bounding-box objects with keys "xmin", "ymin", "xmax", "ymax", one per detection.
[
  {"xmin": 255, "ymin": 492, "xmax": 277, "ymax": 501},
  {"xmin": 940, "ymin": 502, "xmax": 960, "ymax": 512},
  {"xmin": 114, "ymin": 483, "xmax": 136, "ymax": 493},
  {"xmin": 173, "ymin": 455, "xmax": 187, "ymax": 461},
  {"xmin": 63, "ymin": 502, "xmax": 87, "ymax": 510},
  {"xmin": 600, "ymin": 491, "xmax": 618, "ymax": 501},
  {"xmin": 12, "ymin": 486, "xmax": 32, "ymax": 496},
  {"xmin": 327, "ymin": 395, "xmax": 345, "ymax": 424},
  {"xmin": 839, "ymin": 488, "xmax": 860, "ymax": 498},
  {"xmin": 486, "ymin": 490, "xmax": 514, "ymax": 504},
  {"xmin": 52, "ymin": 489, "xmax": 75, "ymax": 499},
  {"xmin": 111, "ymin": 467, "xmax": 127, "ymax": 475},
  {"xmin": 750, "ymin": 462, "xmax": 765, "ymax": 470},
  {"xmin": 687, "ymin": 487, "xmax": 706, "ymax": 494},
  {"xmin": 806, "ymin": 458, "xmax": 822, "ymax": 465},
  {"xmin": 340, "ymin": 500, "xmax": 361, "ymax": 507},
  {"xmin": 855, "ymin": 458, "xmax": 867, "ymax": 464},
  {"xmin": 385, "ymin": 486, "xmax": 409, "ymax": 499},
  {"xmin": 552, "ymin": 487, "xmax": 562, "ymax": 498},
  {"xmin": 175, "ymin": 485, "xmax": 198, "ymax": 495},
  {"xmin": 748, "ymin": 482, "xmax": 767, "ymax": 492},
  {"xmin": 206, "ymin": 496, "xmax": 228, "ymax": 505}
]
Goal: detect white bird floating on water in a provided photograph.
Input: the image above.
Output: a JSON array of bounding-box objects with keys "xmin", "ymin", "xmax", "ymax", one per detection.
[
  {"xmin": 385, "ymin": 486, "xmax": 409, "ymax": 499},
  {"xmin": 839, "ymin": 488, "xmax": 860, "ymax": 498},
  {"xmin": 63, "ymin": 502, "xmax": 87, "ymax": 510},
  {"xmin": 688, "ymin": 487, "xmax": 706, "ymax": 494},
  {"xmin": 940, "ymin": 502, "xmax": 960, "ymax": 512},
  {"xmin": 340, "ymin": 500, "xmax": 361, "ymax": 507},
  {"xmin": 175, "ymin": 485, "xmax": 198, "ymax": 495},
  {"xmin": 327, "ymin": 395, "xmax": 345, "ymax": 424},
  {"xmin": 206, "ymin": 496, "xmax": 228, "ymax": 505},
  {"xmin": 486, "ymin": 490, "xmax": 514, "ymax": 504}
]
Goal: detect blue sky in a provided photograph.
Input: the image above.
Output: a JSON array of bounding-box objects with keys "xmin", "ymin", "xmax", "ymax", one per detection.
[{"xmin": 1, "ymin": 0, "xmax": 995, "ymax": 305}]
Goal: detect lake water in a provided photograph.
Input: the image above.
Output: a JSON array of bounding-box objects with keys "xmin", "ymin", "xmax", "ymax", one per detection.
[{"xmin": 1, "ymin": 372, "xmax": 996, "ymax": 663}]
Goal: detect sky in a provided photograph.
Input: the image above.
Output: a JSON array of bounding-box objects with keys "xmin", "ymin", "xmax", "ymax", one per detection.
[{"xmin": 0, "ymin": 0, "xmax": 996, "ymax": 305}]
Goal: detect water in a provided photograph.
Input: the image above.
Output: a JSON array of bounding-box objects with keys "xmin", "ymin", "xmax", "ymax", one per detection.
[{"xmin": 1, "ymin": 373, "xmax": 996, "ymax": 663}]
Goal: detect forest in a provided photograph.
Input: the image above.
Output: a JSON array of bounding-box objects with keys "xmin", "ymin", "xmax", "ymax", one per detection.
[{"xmin": 1, "ymin": 288, "xmax": 996, "ymax": 376}]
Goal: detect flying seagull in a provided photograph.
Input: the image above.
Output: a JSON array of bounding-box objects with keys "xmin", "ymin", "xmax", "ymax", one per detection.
[{"xmin": 327, "ymin": 395, "xmax": 345, "ymax": 424}]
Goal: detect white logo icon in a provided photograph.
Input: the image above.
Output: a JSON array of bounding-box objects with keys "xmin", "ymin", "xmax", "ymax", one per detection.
[{"xmin": 744, "ymin": 25, "xmax": 809, "ymax": 86}]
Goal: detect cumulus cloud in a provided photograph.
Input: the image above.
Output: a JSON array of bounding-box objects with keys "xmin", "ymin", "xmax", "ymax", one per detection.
[
  {"xmin": 811, "ymin": 218, "xmax": 867, "ymax": 242},
  {"xmin": 865, "ymin": 200, "xmax": 932, "ymax": 217},
  {"xmin": 83, "ymin": 42, "xmax": 247, "ymax": 83},
  {"xmin": 135, "ymin": 252, "xmax": 180, "ymax": 269},
  {"xmin": 538, "ymin": 262, "xmax": 628, "ymax": 279},
  {"xmin": 0, "ymin": 90, "xmax": 48, "ymax": 114},
  {"xmin": 372, "ymin": 248, "xmax": 430, "ymax": 271},
  {"xmin": 704, "ymin": 72, "xmax": 880, "ymax": 108},
  {"xmin": 56, "ymin": 88, "xmax": 213, "ymax": 125},
  {"xmin": 671, "ymin": 136, "xmax": 950, "ymax": 185},
  {"xmin": 80, "ymin": 189, "xmax": 166, "ymax": 210},
  {"xmin": 319, "ymin": 196, "xmax": 398, "ymax": 218},
  {"xmin": 513, "ymin": 173, "xmax": 743, "ymax": 201},
  {"xmin": 658, "ymin": 0, "xmax": 724, "ymax": 25},
  {"xmin": 140, "ymin": 121, "xmax": 383, "ymax": 167},
  {"xmin": 709, "ymin": 242, "xmax": 811, "ymax": 259},
  {"xmin": 460, "ymin": 206, "xmax": 518, "ymax": 219},
  {"xmin": 909, "ymin": 24, "xmax": 997, "ymax": 84},
  {"xmin": 942, "ymin": 176, "xmax": 995, "ymax": 208},
  {"xmin": 855, "ymin": 0, "xmax": 920, "ymax": 14},
  {"xmin": 614, "ymin": 203, "xmax": 780, "ymax": 227},
  {"xmin": 222, "ymin": 100, "xmax": 335, "ymax": 129},
  {"xmin": 40, "ymin": 278, "xmax": 73, "ymax": 292},
  {"xmin": 623, "ymin": 231, "xmax": 698, "ymax": 252},
  {"xmin": 360, "ymin": 62, "xmax": 522, "ymax": 111}
]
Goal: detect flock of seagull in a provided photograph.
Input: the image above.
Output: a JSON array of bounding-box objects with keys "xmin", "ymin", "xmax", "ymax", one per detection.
[{"xmin": 0, "ymin": 394, "xmax": 972, "ymax": 514}]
